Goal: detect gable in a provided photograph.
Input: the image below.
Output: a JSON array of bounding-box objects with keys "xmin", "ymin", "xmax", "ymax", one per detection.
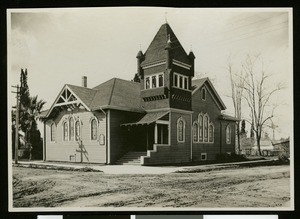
[
  {"xmin": 192, "ymin": 78, "xmax": 226, "ymax": 111},
  {"xmin": 45, "ymin": 85, "xmax": 94, "ymax": 118}
]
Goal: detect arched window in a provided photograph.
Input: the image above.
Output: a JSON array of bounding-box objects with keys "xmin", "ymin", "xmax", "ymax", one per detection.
[
  {"xmin": 226, "ymin": 125, "xmax": 231, "ymax": 144},
  {"xmin": 75, "ymin": 120, "xmax": 81, "ymax": 141},
  {"xmin": 204, "ymin": 115, "xmax": 208, "ymax": 142},
  {"xmin": 91, "ymin": 118, "xmax": 97, "ymax": 140},
  {"xmin": 193, "ymin": 122, "xmax": 199, "ymax": 142},
  {"xmin": 209, "ymin": 124, "xmax": 214, "ymax": 142},
  {"xmin": 201, "ymin": 87, "xmax": 206, "ymax": 100},
  {"xmin": 69, "ymin": 117, "xmax": 74, "ymax": 141},
  {"xmin": 63, "ymin": 121, "xmax": 68, "ymax": 141},
  {"xmin": 50, "ymin": 123, "xmax": 56, "ymax": 142},
  {"xmin": 177, "ymin": 117, "xmax": 185, "ymax": 142},
  {"xmin": 199, "ymin": 115, "xmax": 203, "ymax": 142}
]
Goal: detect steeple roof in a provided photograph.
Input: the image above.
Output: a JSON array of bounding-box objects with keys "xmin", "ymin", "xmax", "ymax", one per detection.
[{"xmin": 141, "ymin": 23, "xmax": 191, "ymax": 66}]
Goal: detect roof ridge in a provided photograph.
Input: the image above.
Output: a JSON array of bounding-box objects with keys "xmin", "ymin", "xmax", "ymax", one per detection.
[
  {"xmin": 108, "ymin": 78, "xmax": 117, "ymax": 105},
  {"xmin": 66, "ymin": 83, "xmax": 94, "ymax": 90}
]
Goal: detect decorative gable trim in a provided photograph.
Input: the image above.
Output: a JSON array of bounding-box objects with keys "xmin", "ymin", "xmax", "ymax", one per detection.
[{"xmin": 45, "ymin": 85, "xmax": 91, "ymax": 118}]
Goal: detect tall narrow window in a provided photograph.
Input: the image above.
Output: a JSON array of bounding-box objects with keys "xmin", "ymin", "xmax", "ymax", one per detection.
[
  {"xmin": 202, "ymin": 88, "xmax": 206, "ymax": 100},
  {"xmin": 177, "ymin": 118, "xmax": 185, "ymax": 142},
  {"xmin": 69, "ymin": 117, "xmax": 74, "ymax": 141},
  {"xmin": 63, "ymin": 122, "xmax": 68, "ymax": 141},
  {"xmin": 145, "ymin": 77, "xmax": 150, "ymax": 89},
  {"xmin": 226, "ymin": 125, "xmax": 231, "ymax": 144},
  {"xmin": 209, "ymin": 124, "xmax": 214, "ymax": 142},
  {"xmin": 199, "ymin": 115, "xmax": 203, "ymax": 142},
  {"xmin": 152, "ymin": 75, "xmax": 157, "ymax": 88},
  {"xmin": 179, "ymin": 76, "xmax": 183, "ymax": 88},
  {"xmin": 174, "ymin": 74, "xmax": 178, "ymax": 87},
  {"xmin": 75, "ymin": 121, "xmax": 80, "ymax": 141},
  {"xmin": 158, "ymin": 74, "xmax": 163, "ymax": 87},
  {"xmin": 50, "ymin": 123, "xmax": 56, "ymax": 142},
  {"xmin": 91, "ymin": 119, "xmax": 97, "ymax": 140},
  {"xmin": 193, "ymin": 122, "xmax": 198, "ymax": 142},
  {"xmin": 204, "ymin": 115, "xmax": 208, "ymax": 142},
  {"xmin": 184, "ymin": 77, "xmax": 188, "ymax": 89}
]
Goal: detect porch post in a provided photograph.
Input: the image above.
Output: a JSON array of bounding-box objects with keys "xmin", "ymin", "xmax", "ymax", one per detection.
[
  {"xmin": 154, "ymin": 123, "xmax": 158, "ymax": 144},
  {"xmin": 146, "ymin": 125, "xmax": 149, "ymax": 150}
]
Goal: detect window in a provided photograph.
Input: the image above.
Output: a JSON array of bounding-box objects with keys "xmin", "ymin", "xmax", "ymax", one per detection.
[
  {"xmin": 63, "ymin": 121, "xmax": 68, "ymax": 141},
  {"xmin": 226, "ymin": 125, "xmax": 231, "ymax": 144},
  {"xmin": 177, "ymin": 117, "xmax": 185, "ymax": 142},
  {"xmin": 152, "ymin": 75, "xmax": 157, "ymax": 88},
  {"xmin": 91, "ymin": 118, "xmax": 97, "ymax": 140},
  {"xmin": 174, "ymin": 74, "xmax": 178, "ymax": 87},
  {"xmin": 197, "ymin": 113, "xmax": 214, "ymax": 143},
  {"xmin": 201, "ymin": 153, "xmax": 207, "ymax": 160},
  {"xmin": 146, "ymin": 77, "xmax": 150, "ymax": 89},
  {"xmin": 173, "ymin": 73, "xmax": 189, "ymax": 90},
  {"xmin": 199, "ymin": 115, "xmax": 203, "ymax": 142},
  {"xmin": 75, "ymin": 121, "xmax": 80, "ymax": 141},
  {"xmin": 209, "ymin": 124, "xmax": 214, "ymax": 142},
  {"xmin": 204, "ymin": 115, "xmax": 208, "ymax": 142},
  {"xmin": 184, "ymin": 77, "xmax": 188, "ymax": 89},
  {"xmin": 50, "ymin": 123, "xmax": 56, "ymax": 142},
  {"xmin": 193, "ymin": 122, "xmax": 198, "ymax": 142},
  {"xmin": 159, "ymin": 74, "xmax": 164, "ymax": 87},
  {"xmin": 69, "ymin": 117, "xmax": 74, "ymax": 141},
  {"xmin": 201, "ymin": 87, "xmax": 206, "ymax": 100},
  {"xmin": 145, "ymin": 73, "xmax": 164, "ymax": 89}
]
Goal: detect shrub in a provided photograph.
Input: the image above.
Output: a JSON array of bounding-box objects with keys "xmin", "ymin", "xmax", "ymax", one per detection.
[{"xmin": 216, "ymin": 153, "xmax": 248, "ymax": 163}]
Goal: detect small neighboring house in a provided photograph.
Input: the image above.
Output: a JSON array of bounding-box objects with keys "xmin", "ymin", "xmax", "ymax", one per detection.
[
  {"xmin": 39, "ymin": 23, "xmax": 238, "ymax": 165},
  {"xmin": 252, "ymin": 138, "xmax": 274, "ymax": 156}
]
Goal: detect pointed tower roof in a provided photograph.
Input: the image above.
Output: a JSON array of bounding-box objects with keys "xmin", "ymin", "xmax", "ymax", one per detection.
[{"xmin": 141, "ymin": 23, "xmax": 191, "ymax": 67}]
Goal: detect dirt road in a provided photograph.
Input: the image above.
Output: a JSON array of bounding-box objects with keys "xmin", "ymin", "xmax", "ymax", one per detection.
[{"xmin": 12, "ymin": 165, "xmax": 290, "ymax": 208}]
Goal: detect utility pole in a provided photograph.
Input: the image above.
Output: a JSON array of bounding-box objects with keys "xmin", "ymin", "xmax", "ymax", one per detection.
[{"xmin": 12, "ymin": 85, "xmax": 20, "ymax": 164}]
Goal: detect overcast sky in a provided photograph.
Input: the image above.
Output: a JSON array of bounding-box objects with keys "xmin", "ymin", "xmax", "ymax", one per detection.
[{"xmin": 7, "ymin": 7, "xmax": 292, "ymax": 138}]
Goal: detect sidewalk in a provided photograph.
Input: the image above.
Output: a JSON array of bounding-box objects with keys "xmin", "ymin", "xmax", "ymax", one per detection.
[{"xmin": 13, "ymin": 158, "xmax": 279, "ymax": 174}]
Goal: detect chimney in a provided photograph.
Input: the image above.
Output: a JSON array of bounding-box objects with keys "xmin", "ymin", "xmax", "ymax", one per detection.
[{"xmin": 82, "ymin": 76, "xmax": 87, "ymax": 87}]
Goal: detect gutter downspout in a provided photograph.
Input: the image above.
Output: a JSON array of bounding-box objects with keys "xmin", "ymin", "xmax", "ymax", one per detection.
[
  {"xmin": 99, "ymin": 107, "xmax": 108, "ymax": 164},
  {"xmin": 43, "ymin": 121, "xmax": 46, "ymax": 161},
  {"xmin": 219, "ymin": 120, "xmax": 222, "ymax": 154},
  {"xmin": 190, "ymin": 114, "xmax": 193, "ymax": 162}
]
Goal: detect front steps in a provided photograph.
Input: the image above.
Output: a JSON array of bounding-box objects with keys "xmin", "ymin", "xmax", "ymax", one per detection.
[{"xmin": 114, "ymin": 151, "xmax": 147, "ymax": 165}]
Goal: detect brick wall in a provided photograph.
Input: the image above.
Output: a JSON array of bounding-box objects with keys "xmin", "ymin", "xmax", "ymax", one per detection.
[{"xmin": 142, "ymin": 111, "xmax": 192, "ymax": 165}]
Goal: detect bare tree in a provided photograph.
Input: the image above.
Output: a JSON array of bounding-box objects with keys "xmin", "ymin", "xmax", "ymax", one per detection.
[
  {"xmin": 227, "ymin": 59, "xmax": 245, "ymax": 154},
  {"xmin": 241, "ymin": 54, "xmax": 283, "ymax": 156}
]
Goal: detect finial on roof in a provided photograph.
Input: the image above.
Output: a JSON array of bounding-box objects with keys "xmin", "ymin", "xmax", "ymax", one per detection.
[
  {"xmin": 139, "ymin": 43, "xmax": 142, "ymax": 51},
  {"xmin": 190, "ymin": 44, "xmax": 193, "ymax": 52},
  {"xmin": 165, "ymin": 12, "xmax": 168, "ymax": 24}
]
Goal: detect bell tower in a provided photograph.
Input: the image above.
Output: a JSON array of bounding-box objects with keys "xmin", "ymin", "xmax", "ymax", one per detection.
[{"xmin": 138, "ymin": 23, "xmax": 195, "ymax": 111}]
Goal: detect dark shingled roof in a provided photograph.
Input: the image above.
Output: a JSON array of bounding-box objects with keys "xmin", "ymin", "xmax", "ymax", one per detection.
[
  {"xmin": 44, "ymin": 78, "xmax": 143, "ymax": 118},
  {"xmin": 66, "ymin": 84, "xmax": 97, "ymax": 107},
  {"xmin": 141, "ymin": 23, "xmax": 191, "ymax": 66},
  {"xmin": 218, "ymin": 113, "xmax": 239, "ymax": 121},
  {"xmin": 91, "ymin": 78, "xmax": 142, "ymax": 112},
  {"xmin": 191, "ymin": 78, "xmax": 207, "ymax": 91}
]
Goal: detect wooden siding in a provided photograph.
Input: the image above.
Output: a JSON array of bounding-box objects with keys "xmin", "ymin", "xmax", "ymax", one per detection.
[
  {"xmin": 45, "ymin": 109, "xmax": 106, "ymax": 163},
  {"xmin": 191, "ymin": 85, "xmax": 235, "ymax": 160},
  {"xmin": 143, "ymin": 111, "xmax": 192, "ymax": 165}
]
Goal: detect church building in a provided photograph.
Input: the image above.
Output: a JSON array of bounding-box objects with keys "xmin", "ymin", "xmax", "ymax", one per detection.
[{"xmin": 40, "ymin": 23, "xmax": 238, "ymax": 165}]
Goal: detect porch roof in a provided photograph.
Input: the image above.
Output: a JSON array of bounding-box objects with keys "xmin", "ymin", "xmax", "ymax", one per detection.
[{"xmin": 121, "ymin": 111, "xmax": 169, "ymax": 126}]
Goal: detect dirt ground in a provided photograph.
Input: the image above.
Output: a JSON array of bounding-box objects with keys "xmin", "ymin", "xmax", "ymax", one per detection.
[{"xmin": 12, "ymin": 164, "xmax": 290, "ymax": 208}]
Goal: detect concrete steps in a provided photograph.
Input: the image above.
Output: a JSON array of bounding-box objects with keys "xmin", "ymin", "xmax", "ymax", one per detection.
[{"xmin": 114, "ymin": 151, "xmax": 147, "ymax": 165}]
